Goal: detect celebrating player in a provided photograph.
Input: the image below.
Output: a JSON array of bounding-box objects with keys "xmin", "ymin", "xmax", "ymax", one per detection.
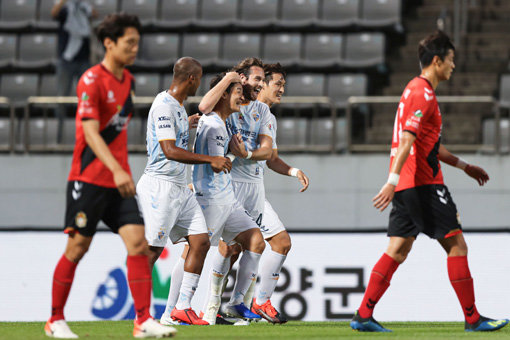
[
  {"xmin": 136, "ymin": 57, "xmax": 232, "ymax": 326},
  {"xmin": 45, "ymin": 14, "xmax": 176, "ymax": 338},
  {"xmin": 350, "ymin": 31, "xmax": 509, "ymax": 333}
]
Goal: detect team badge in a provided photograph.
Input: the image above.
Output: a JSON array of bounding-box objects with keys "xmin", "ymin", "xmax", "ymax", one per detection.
[
  {"xmin": 158, "ymin": 230, "xmax": 165, "ymax": 240},
  {"xmin": 252, "ymin": 112, "xmax": 260, "ymax": 122},
  {"xmin": 75, "ymin": 212, "xmax": 87, "ymax": 228}
]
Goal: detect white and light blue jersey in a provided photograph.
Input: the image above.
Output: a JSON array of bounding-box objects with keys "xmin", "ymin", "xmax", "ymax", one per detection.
[
  {"xmin": 143, "ymin": 91, "xmax": 189, "ymax": 186},
  {"xmin": 192, "ymin": 112, "xmax": 235, "ymax": 205},
  {"xmin": 226, "ymin": 100, "xmax": 275, "ymax": 183}
]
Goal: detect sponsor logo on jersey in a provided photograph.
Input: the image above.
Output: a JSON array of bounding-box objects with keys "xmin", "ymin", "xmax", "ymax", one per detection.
[
  {"xmin": 414, "ymin": 110, "xmax": 423, "ymax": 118},
  {"xmin": 72, "ymin": 181, "xmax": 83, "ymax": 200},
  {"xmin": 107, "ymin": 90, "xmax": 116, "ymax": 103},
  {"xmin": 81, "ymin": 92, "xmax": 89, "ymax": 101},
  {"xmin": 424, "ymin": 92, "xmax": 434, "ymax": 101}
]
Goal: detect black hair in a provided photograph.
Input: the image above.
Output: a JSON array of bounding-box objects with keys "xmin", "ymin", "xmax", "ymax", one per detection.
[
  {"xmin": 263, "ymin": 63, "xmax": 286, "ymax": 84},
  {"xmin": 210, "ymin": 73, "xmax": 240, "ymax": 93},
  {"xmin": 418, "ymin": 30, "xmax": 455, "ymax": 68},
  {"xmin": 96, "ymin": 13, "xmax": 141, "ymax": 44}
]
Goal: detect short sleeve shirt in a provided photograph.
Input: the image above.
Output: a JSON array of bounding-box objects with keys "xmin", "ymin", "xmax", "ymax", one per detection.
[
  {"xmin": 390, "ymin": 76, "xmax": 444, "ymax": 191},
  {"xmin": 68, "ymin": 64, "xmax": 134, "ymax": 188},
  {"xmin": 143, "ymin": 91, "xmax": 189, "ymax": 185}
]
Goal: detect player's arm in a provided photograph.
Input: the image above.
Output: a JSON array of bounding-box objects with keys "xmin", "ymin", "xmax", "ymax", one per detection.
[
  {"xmin": 198, "ymin": 72, "xmax": 241, "ymax": 114},
  {"xmin": 188, "ymin": 113, "xmax": 201, "ymax": 129},
  {"xmin": 438, "ymin": 144, "xmax": 489, "ymax": 186},
  {"xmin": 373, "ymin": 131, "xmax": 416, "ymax": 212},
  {"xmin": 267, "ymin": 149, "xmax": 309, "ymax": 192},
  {"xmin": 159, "ymin": 139, "xmax": 231, "ymax": 173},
  {"xmin": 51, "ymin": 0, "xmax": 67, "ymax": 19},
  {"xmin": 229, "ymin": 133, "xmax": 273, "ymax": 161},
  {"xmin": 82, "ymin": 119, "xmax": 135, "ymax": 198}
]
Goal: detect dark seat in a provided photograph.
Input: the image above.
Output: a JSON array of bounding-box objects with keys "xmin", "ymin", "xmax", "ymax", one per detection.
[
  {"xmin": 0, "ymin": 74, "xmax": 39, "ymax": 103},
  {"xmin": 156, "ymin": 0, "xmax": 197, "ymax": 29},
  {"xmin": 0, "ymin": 117, "xmax": 11, "ymax": 150},
  {"xmin": 36, "ymin": 0, "xmax": 60, "ymax": 30},
  {"xmin": 197, "ymin": 74, "xmax": 218, "ymax": 96},
  {"xmin": 120, "ymin": 0, "xmax": 157, "ymax": 26},
  {"xmin": 342, "ymin": 32, "xmax": 385, "ymax": 68},
  {"xmin": 279, "ymin": 0, "xmax": 318, "ymax": 28},
  {"xmin": 197, "ymin": 0, "xmax": 238, "ymax": 29},
  {"xmin": 39, "ymin": 74, "xmax": 58, "ymax": 97},
  {"xmin": 327, "ymin": 74, "xmax": 367, "ymax": 108},
  {"xmin": 0, "ymin": 0, "xmax": 37, "ymax": 30},
  {"xmin": 16, "ymin": 34, "xmax": 57, "ymax": 70},
  {"xmin": 91, "ymin": 0, "xmax": 119, "ymax": 25},
  {"xmin": 318, "ymin": 0, "xmax": 358, "ymax": 28},
  {"xmin": 276, "ymin": 118, "xmax": 307, "ymax": 149},
  {"xmin": 500, "ymin": 74, "xmax": 510, "ymax": 108},
  {"xmin": 219, "ymin": 33, "xmax": 261, "ymax": 68},
  {"xmin": 0, "ymin": 34, "xmax": 17, "ymax": 69},
  {"xmin": 281, "ymin": 74, "xmax": 325, "ymax": 110},
  {"xmin": 302, "ymin": 33, "xmax": 343, "ymax": 68},
  {"xmin": 182, "ymin": 33, "xmax": 220, "ymax": 68},
  {"xmin": 263, "ymin": 33, "xmax": 301, "ymax": 67},
  {"xmin": 136, "ymin": 34, "xmax": 180, "ymax": 69},
  {"xmin": 236, "ymin": 0, "xmax": 277, "ymax": 29},
  {"xmin": 359, "ymin": 0, "xmax": 401, "ymax": 29},
  {"xmin": 133, "ymin": 73, "xmax": 161, "ymax": 97}
]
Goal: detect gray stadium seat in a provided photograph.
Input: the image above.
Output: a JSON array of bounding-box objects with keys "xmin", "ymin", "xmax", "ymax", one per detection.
[
  {"xmin": 29, "ymin": 118, "xmax": 59, "ymax": 146},
  {"xmin": 40, "ymin": 74, "xmax": 58, "ymax": 97},
  {"xmin": 198, "ymin": 0, "xmax": 237, "ymax": 28},
  {"xmin": 263, "ymin": 34, "xmax": 301, "ymax": 67},
  {"xmin": 276, "ymin": 118, "xmax": 307, "ymax": 149},
  {"xmin": 197, "ymin": 74, "xmax": 218, "ymax": 96},
  {"xmin": 309, "ymin": 117, "xmax": 347, "ymax": 150},
  {"xmin": 133, "ymin": 73, "xmax": 160, "ymax": 97},
  {"xmin": 161, "ymin": 74, "xmax": 173, "ymax": 90},
  {"xmin": 16, "ymin": 34, "xmax": 57, "ymax": 69},
  {"xmin": 237, "ymin": 0, "xmax": 277, "ymax": 28},
  {"xmin": 120, "ymin": 0, "xmax": 157, "ymax": 25},
  {"xmin": 0, "ymin": 0, "xmax": 37, "ymax": 30},
  {"xmin": 0, "ymin": 34, "xmax": 17, "ymax": 69},
  {"xmin": 0, "ymin": 117, "xmax": 11, "ymax": 149},
  {"xmin": 318, "ymin": 0, "xmax": 358, "ymax": 28},
  {"xmin": 302, "ymin": 34, "xmax": 343, "ymax": 68},
  {"xmin": 182, "ymin": 33, "xmax": 220, "ymax": 68},
  {"xmin": 127, "ymin": 115, "xmax": 143, "ymax": 145},
  {"xmin": 359, "ymin": 0, "xmax": 401, "ymax": 28},
  {"xmin": 0, "ymin": 74, "xmax": 39, "ymax": 102},
  {"xmin": 327, "ymin": 74, "xmax": 367, "ymax": 108},
  {"xmin": 36, "ymin": 0, "xmax": 59, "ymax": 30},
  {"xmin": 136, "ymin": 34, "xmax": 179, "ymax": 68},
  {"xmin": 62, "ymin": 118, "xmax": 76, "ymax": 145},
  {"xmin": 500, "ymin": 74, "xmax": 510, "ymax": 108},
  {"xmin": 220, "ymin": 34, "xmax": 261, "ymax": 68},
  {"xmin": 91, "ymin": 0, "xmax": 119, "ymax": 25},
  {"xmin": 279, "ymin": 0, "xmax": 318, "ymax": 28},
  {"xmin": 285, "ymin": 74, "xmax": 325, "ymax": 97},
  {"xmin": 157, "ymin": 0, "xmax": 197, "ymax": 28},
  {"xmin": 483, "ymin": 118, "xmax": 510, "ymax": 152},
  {"xmin": 342, "ymin": 33, "xmax": 385, "ymax": 68}
]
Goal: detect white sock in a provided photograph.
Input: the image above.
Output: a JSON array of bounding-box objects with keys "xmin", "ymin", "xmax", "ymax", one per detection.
[
  {"xmin": 229, "ymin": 250, "xmax": 261, "ymax": 306},
  {"xmin": 255, "ymin": 250, "xmax": 286, "ymax": 305},
  {"xmin": 202, "ymin": 250, "xmax": 230, "ymax": 324},
  {"xmin": 175, "ymin": 272, "xmax": 200, "ymax": 310},
  {"xmin": 163, "ymin": 256, "xmax": 184, "ymax": 316},
  {"xmin": 243, "ymin": 278, "xmax": 256, "ymax": 307}
]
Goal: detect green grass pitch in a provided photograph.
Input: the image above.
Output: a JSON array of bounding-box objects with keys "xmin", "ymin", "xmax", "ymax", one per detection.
[{"xmin": 1, "ymin": 321, "xmax": 509, "ymax": 339}]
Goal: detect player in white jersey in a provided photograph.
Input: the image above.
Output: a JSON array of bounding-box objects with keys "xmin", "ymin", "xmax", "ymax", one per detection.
[
  {"xmin": 192, "ymin": 73, "xmax": 266, "ymax": 325},
  {"xmin": 136, "ymin": 57, "xmax": 232, "ymax": 325}
]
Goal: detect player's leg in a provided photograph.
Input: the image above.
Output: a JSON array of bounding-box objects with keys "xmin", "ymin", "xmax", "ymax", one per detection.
[{"xmin": 161, "ymin": 245, "xmax": 188, "ymax": 325}]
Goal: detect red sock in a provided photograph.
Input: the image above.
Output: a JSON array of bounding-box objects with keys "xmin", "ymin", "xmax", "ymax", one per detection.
[
  {"xmin": 127, "ymin": 255, "xmax": 152, "ymax": 324},
  {"xmin": 50, "ymin": 255, "xmax": 78, "ymax": 322},
  {"xmin": 447, "ymin": 256, "xmax": 480, "ymax": 324},
  {"xmin": 358, "ymin": 253, "xmax": 400, "ymax": 318}
]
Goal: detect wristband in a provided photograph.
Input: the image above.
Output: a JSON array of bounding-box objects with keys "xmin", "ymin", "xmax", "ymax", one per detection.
[
  {"xmin": 226, "ymin": 153, "xmax": 235, "ymax": 162},
  {"xmin": 455, "ymin": 157, "xmax": 468, "ymax": 171},
  {"xmin": 289, "ymin": 168, "xmax": 300, "ymax": 177},
  {"xmin": 387, "ymin": 173, "xmax": 399, "ymax": 186},
  {"xmin": 245, "ymin": 150, "xmax": 252, "ymax": 159}
]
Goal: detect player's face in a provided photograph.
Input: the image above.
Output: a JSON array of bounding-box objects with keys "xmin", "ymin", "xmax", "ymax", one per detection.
[
  {"xmin": 228, "ymin": 83, "xmax": 244, "ymax": 112},
  {"xmin": 264, "ymin": 73, "xmax": 286, "ymax": 105},
  {"xmin": 243, "ymin": 66, "xmax": 264, "ymax": 101},
  {"xmin": 106, "ymin": 27, "xmax": 140, "ymax": 66},
  {"xmin": 438, "ymin": 49, "xmax": 455, "ymax": 81}
]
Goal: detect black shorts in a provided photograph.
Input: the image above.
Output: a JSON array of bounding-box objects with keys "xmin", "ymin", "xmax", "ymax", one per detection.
[
  {"xmin": 64, "ymin": 180, "xmax": 144, "ymax": 237},
  {"xmin": 388, "ymin": 184, "xmax": 462, "ymax": 240}
]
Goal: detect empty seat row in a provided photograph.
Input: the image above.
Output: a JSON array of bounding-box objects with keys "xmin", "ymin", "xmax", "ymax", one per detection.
[
  {"xmin": 0, "ymin": 0, "xmax": 401, "ymax": 31},
  {"xmin": 0, "ymin": 33, "xmax": 56, "ymax": 69}
]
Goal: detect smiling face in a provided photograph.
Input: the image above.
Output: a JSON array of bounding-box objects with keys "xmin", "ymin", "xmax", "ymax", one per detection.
[
  {"xmin": 104, "ymin": 27, "xmax": 140, "ymax": 67},
  {"xmin": 240, "ymin": 66, "xmax": 264, "ymax": 101},
  {"xmin": 227, "ymin": 82, "xmax": 244, "ymax": 112},
  {"xmin": 260, "ymin": 72, "xmax": 286, "ymax": 106}
]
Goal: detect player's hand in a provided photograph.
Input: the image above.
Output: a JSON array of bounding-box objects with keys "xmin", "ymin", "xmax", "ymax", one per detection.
[
  {"xmin": 465, "ymin": 164, "xmax": 489, "ymax": 186},
  {"xmin": 296, "ymin": 170, "xmax": 309, "ymax": 192},
  {"xmin": 229, "ymin": 133, "xmax": 248, "ymax": 158},
  {"xmin": 113, "ymin": 169, "xmax": 136, "ymax": 198},
  {"xmin": 210, "ymin": 156, "xmax": 232, "ymax": 173},
  {"xmin": 373, "ymin": 183, "xmax": 396, "ymax": 212},
  {"xmin": 188, "ymin": 113, "xmax": 201, "ymax": 129},
  {"xmin": 226, "ymin": 71, "xmax": 242, "ymax": 84}
]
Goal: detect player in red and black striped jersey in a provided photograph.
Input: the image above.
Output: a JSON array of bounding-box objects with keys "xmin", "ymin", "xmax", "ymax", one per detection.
[
  {"xmin": 45, "ymin": 14, "xmax": 176, "ymax": 339},
  {"xmin": 351, "ymin": 31, "xmax": 508, "ymax": 333}
]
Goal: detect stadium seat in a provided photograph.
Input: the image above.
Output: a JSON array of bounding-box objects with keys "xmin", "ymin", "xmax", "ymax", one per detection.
[
  {"xmin": 197, "ymin": 74, "xmax": 218, "ymax": 96},
  {"xmin": 263, "ymin": 34, "xmax": 301, "ymax": 67},
  {"xmin": 279, "ymin": 0, "xmax": 318, "ymax": 28},
  {"xmin": 285, "ymin": 74, "xmax": 325, "ymax": 97},
  {"xmin": 36, "ymin": 0, "xmax": 59, "ymax": 30},
  {"xmin": 16, "ymin": 34, "xmax": 57, "ymax": 70},
  {"xmin": 136, "ymin": 34, "xmax": 180, "ymax": 69},
  {"xmin": 359, "ymin": 0, "xmax": 401, "ymax": 28},
  {"xmin": 0, "ymin": 34, "xmax": 17, "ymax": 69},
  {"xmin": 62, "ymin": 118, "xmax": 76, "ymax": 145},
  {"xmin": 198, "ymin": 0, "xmax": 237, "ymax": 29},
  {"xmin": 90, "ymin": 0, "xmax": 119, "ymax": 25},
  {"xmin": 161, "ymin": 74, "xmax": 173, "ymax": 90},
  {"xmin": 0, "ymin": 0, "xmax": 37, "ymax": 30},
  {"xmin": 0, "ymin": 117, "xmax": 11, "ymax": 149},
  {"xmin": 182, "ymin": 33, "xmax": 220, "ymax": 68},
  {"xmin": 133, "ymin": 73, "xmax": 160, "ymax": 97},
  {"xmin": 127, "ymin": 115, "xmax": 143, "ymax": 145},
  {"xmin": 237, "ymin": 0, "xmax": 278, "ymax": 29},
  {"xmin": 327, "ymin": 74, "xmax": 368, "ymax": 108},
  {"xmin": 28, "ymin": 118, "xmax": 59, "ymax": 146},
  {"xmin": 500, "ymin": 74, "xmax": 510, "ymax": 108},
  {"xmin": 309, "ymin": 117, "xmax": 347, "ymax": 150},
  {"xmin": 39, "ymin": 74, "xmax": 58, "ymax": 97},
  {"xmin": 483, "ymin": 118, "xmax": 510, "ymax": 152},
  {"xmin": 302, "ymin": 34, "xmax": 343, "ymax": 68},
  {"xmin": 342, "ymin": 33, "xmax": 385, "ymax": 68},
  {"xmin": 318, "ymin": 0, "xmax": 358, "ymax": 28},
  {"xmin": 120, "ymin": 0, "xmax": 157, "ymax": 26},
  {"xmin": 219, "ymin": 33, "xmax": 261, "ymax": 68},
  {"xmin": 156, "ymin": 0, "xmax": 198, "ymax": 29},
  {"xmin": 0, "ymin": 74, "xmax": 39, "ymax": 103},
  {"xmin": 276, "ymin": 118, "xmax": 307, "ymax": 149}
]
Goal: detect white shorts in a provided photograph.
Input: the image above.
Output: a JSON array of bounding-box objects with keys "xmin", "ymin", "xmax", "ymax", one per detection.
[
  {"xmin": 232, "ymin": 181, "xmax": 265, "ymax": 226},
  {"xmin": 260, "ymin": 199, "xmax": 286, "ymax": 239},
  {"xmin": 200, "ymin": 199, "xmax": 259, "ymax": 247},
  {"xmin": 137, "ymin": 174, "xmax": 208, "ymax": 247}
]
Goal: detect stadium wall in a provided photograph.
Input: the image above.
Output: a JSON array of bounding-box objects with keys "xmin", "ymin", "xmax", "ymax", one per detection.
[{"xmin": 0, "ymin": 154, "xmax": 509, "ymax": 230}]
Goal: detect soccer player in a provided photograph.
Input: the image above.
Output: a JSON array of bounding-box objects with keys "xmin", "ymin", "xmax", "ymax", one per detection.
[
  {"xmin": 136, "ymin": 57, "xmax": 232, "ymax": 325},
  {"xmin": 193, "ymin": 73, "xmax": 266, "ymax": 325},
  {"xmin": 249, "ymin": 63, "xmax": 310, "ymax": 323},
  {"xmin": 45, "ymin": 14, "xmax": 176, "ymax": 338},
  {"xmin": 350, "ymin": 31, "xmax": 509, "ymax": 333}
]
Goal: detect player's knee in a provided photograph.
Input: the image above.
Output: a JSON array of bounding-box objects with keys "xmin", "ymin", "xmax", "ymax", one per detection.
[
  {"xmin": 271, "ymin": 235, "xmax": 292, "ymax": 255},
  {"xmin": 128, "ymin": 237, "xmax": 149, "ymax": 256},
  {"xmin": 65, "ymin": 242, "xmax": 90, "ymax": 262},
  {"xmin": 192, "ymin": 234, "xmax": 210, "ymax": 254},
  {"xmin": 251, "ymin": 231, "xmax": 266, "ymax": 254}
]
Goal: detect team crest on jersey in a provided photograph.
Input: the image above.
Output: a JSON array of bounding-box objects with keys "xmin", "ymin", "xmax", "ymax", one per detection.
[
  {"xmin": 75, "ymin": 211, "xmax": 87, "ymax": 228},
  {"xmin": 252, "ymin": 112, "xmax": 260, "ymax": 122}
]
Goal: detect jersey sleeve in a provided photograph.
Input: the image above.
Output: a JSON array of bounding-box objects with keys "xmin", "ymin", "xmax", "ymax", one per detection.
[
  {"xmin": 268, "ymin": 114, "xmax": 277, "ymax": 149},
  {"xmin": 258, "ymin": 104, "xmax": 274, "ymax": 139},
  {"xmin": 76, "ymin": 74, "xmax": 101, "ymax": 121},
  {"xmin": 206, "ymin": 123, "xmax": 226, "ymax": 157},
  {"xmin": 402, "ymin": 88, "xmax": 436, "ymax": 136},
  {"xmin": 152, "ymin": 103, "xmax": 177, "ymax": 142}
]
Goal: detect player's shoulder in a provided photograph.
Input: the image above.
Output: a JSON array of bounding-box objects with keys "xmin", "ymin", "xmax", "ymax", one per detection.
[
  {"xmin": 402, "ymin": 77, "xmax": 435, "ymax": 102},
  {"xmin": 77, "ymin": 64, "xmax": 102, "ymax": 88},
  {"xmin": 202, "ymin": 112, "xmax": 223, "ymax": 127}
]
